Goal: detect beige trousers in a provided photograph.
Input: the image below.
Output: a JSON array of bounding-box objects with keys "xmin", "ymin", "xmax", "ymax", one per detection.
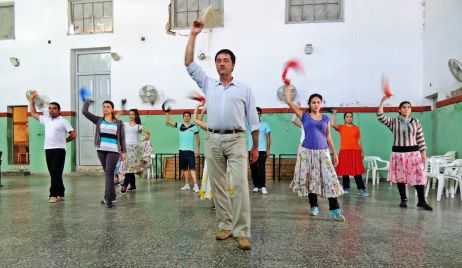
[{"xmin": 205, "ymin": 132, "xmax": 251, "ymax": 238}]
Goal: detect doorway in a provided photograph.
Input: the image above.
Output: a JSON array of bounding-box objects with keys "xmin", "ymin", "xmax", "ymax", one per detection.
[
  {"xmin": 75, "ymin": 49, "xmax": 111, "ymax": 165},
  {"xmin": 10, "ymin": 106, "xmax": 29, "ymax": 165}
]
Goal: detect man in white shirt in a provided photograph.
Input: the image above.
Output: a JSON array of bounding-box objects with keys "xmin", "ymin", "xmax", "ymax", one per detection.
[
  {"xmin": 185, "ymin": 20, "xmax": 260, "ymax": 250},
  {"xmin": 29, "ymin": 91, "xmax": 77, "ymax": 203}
]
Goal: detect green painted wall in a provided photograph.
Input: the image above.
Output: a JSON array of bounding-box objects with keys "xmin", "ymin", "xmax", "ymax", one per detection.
[
  {"xmin": 0, "ymin": 109, "xmax": 443, "ymax": 174},
  {"xmin": 434, "ymin": 102, "xmax": 462, "ymax": 157},
  {"xmin": 0, "ymin": 116, "xmax": 76, "ymax": 173}
]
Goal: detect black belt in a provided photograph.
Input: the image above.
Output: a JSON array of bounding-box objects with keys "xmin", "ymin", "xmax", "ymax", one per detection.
[
  {"xmin": 392, "ymin": 145, "xmax": 419, "ymax": 152},
  {"xmin": 208, "ymin": 128, "xmax": 244, "ymax": 134}
]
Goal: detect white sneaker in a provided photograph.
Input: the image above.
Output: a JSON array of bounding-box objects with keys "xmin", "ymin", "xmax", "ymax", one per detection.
[
  {"xmin": 193, "ymin": 184, "xmax": 200, "ymax": 193},
  {"xmin": 261, "ymin": 187, "xmax": 268, "ymax": 195},
  {"xmin": 180, "ymin": 184, "xmax": 190, "ymax": 191},
  {"xmin": 252, "ymin": 187, "xmax": 260, "ymax": 193}
]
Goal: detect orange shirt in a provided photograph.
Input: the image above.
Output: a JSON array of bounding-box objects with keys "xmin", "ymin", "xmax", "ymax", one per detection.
[{"xmin": 338, "ymin": 125, "xmax": 361, "ymax": 150}]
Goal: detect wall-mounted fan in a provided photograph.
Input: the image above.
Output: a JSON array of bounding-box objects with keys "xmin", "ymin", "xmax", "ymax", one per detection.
[
  {"xmin": 26, "ymin": 90, "xmax": 50, "ymax": 111},
  {"xmin": 448, "ymin": 59, "xmax": 462, "ymax": 82},
  {"xmin": 277, "ymin": 84, "xmax": 297, "ymax": 103},
  {"xmin": 139, "ymin": 85, "xmax": 158, "ymax": 105}
]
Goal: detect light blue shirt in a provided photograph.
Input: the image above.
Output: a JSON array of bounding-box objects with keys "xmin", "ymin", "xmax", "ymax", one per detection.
[
  {"xmin": 247, "ymin": 122, "xmax": 271, "ymax": 151},
  {"xmin": 186, "ymin": 62, "xmax": 260, "ymax": 132},
  {"xmin": 177, "ymin": 123, "xmax": 199, "ymax": 151}
]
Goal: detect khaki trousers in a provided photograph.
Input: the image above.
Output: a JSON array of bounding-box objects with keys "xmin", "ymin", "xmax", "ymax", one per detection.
[{"xmin": 205, "ymin": 132, "xmax": 251, "ymax": 238}]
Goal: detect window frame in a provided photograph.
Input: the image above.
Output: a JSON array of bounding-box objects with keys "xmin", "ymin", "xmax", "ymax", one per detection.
[
  {"xmin": 170, "ymin": 0, "xmax": 224, "ymax": 30},
  {"xmin": 0, "ymin": 2, "xmax": 15, "ymax": 40},
  {"xmin": 285, "ymin": 0, "xmax": 344, "ymax": 24},
  {"xmin": 68, "ymin": 0, "xmax": 114, "ymax": 35}
]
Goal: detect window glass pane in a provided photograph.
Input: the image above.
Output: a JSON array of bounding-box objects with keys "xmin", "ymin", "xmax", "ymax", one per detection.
[
  {"xmin": 73, "ymin": 18, "xmax": 83, "ymax": 33},
  {"xmin": 210, "ymin": 0, "xmax": 221, "ymax": 9},
  {"xmin": 73, "ymin": 3, "xmax": 83, "ymax": 19},
  {"xmin": 326, "ymin": 3, "xmax": 339, "ymax": 20},
  {"xmin": 77, "ymin": 53, "xmax": 111, "ymax": 73},
  {"xmin": 302, "ymin": 5, "xmax": 314, "ymax": 21},
  {"xmin": 303, "ymin": 0, "xmax": 315, "ymax": 4},
  {"xmin": 103, "ymin": 1, "xmax": 112, "ymax": 17},
  {"xmin": 314, "ymin": 4, "xmax": 326, "ymax": 20},
  {"xmin": 289, "ymin": 6, "xmax": 301, "ymax": 22},
  {"xmin": 83, "ymin": 3, "xmax": 93, "ymax": 19},
  {"xmin": 103, "ymin": 17, "xmax": 112, "ymax": 32},
  {"xmin": 94, "ymin": 18, "xmax": 104, "ymax": 32},
  {"xmin": 199, "ymin": 0, "xmax": 209, "ymax": 9},
  {"xmin": 290, "ymin": 0, "xmax": 302, "ymax": 5},
  {"xmin": 83, "ymin": 18, "xmax": 94, "ymax": 33},
  {"xmin": 93, "ymin": 2, "xmax": 103, "ymax": 17},
  {"xmin": 176, "ymin": 12, "xmax": 188, "ymax": 28},
  {"xmin": 0, "ymin": 6, "xmax": 14, "ymax": 39},
  {"xmin": 188, "ymin": 0, "xmax": 199, "ymax": 11},
  {"xmin": 187, "ymin": 11, "xmax": 198, "ymax": 25},
  {"xmin": 176, "ymin": 0, "xmax": 187, "ymax": 12}
]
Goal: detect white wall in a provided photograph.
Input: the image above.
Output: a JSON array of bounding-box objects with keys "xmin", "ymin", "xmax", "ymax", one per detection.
[
  {"xmin": 423, "ymin": 0, "xmax": 462, "ymax": 101},
  {"xmin": 0, "ymin": 0, "xmax": 428, "ymax": 112}
]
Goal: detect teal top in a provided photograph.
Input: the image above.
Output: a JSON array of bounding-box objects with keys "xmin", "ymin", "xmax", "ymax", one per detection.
[
  {"xmin": 247, "ymin": 122, "xmax": 271, "ymax": 151},
  {"xmin": 177, "ymin": 123, "xmax": 199, "ymax": 151}
]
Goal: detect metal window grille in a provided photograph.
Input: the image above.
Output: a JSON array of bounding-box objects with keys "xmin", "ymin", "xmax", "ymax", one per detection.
[
  {"xmin": 171, "ymin": 0, "xmax": 223, "ymax": 29},
  {"xmin": 70, "ymin": 0, "xmax": 113, "ymax": 34},
  {"xmin": 286, "ymin": 0, "xmax": 343, "ymax": 23}
]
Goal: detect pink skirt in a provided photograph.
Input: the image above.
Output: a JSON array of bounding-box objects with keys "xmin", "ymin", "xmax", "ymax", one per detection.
[{"xmin": 388, "ymin": 151, "xmax": 426, "ymax": 186}]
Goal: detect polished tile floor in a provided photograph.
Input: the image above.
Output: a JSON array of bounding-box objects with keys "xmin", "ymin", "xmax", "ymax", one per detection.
[{"xmin": 0, "ymin": 176, "xmax": 461, "ymax": 267}]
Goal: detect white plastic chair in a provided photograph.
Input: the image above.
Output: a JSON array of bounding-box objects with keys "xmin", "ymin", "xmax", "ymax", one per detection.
[
  {"xmin": 364, "ymin": 156, "xmax": 390, "ymax": 185},
  {"xmin": 425, "ymin": 158, "xmax": 448, "ymax": 201},
  {"xmin": 443, "ymin": 159, "xmax": 462, "ymax": 200},
  {"xmin": 431, "ymin": 151, "xmax": 456, "ymax": 163}
]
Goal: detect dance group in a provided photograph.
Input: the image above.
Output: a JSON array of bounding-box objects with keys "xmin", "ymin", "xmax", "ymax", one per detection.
[{"xmin": 28, "ymin": 19, "xmax": 432, "ymax": 250}]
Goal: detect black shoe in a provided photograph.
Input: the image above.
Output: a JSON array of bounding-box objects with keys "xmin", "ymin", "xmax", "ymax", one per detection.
[
  {"xmin": 121, "ymin": 185, "xmax": 127, "ymax": 193},
  {"xmin": 417, "ymin": 202, "xmax": 433, "ymax": 211},
  {"xmin": 127, "ymin": 186, "xmax": 136, "ymax": 191},
  {"xmin": 399, "ymin": 199, "xmax": 408, "ymax": 208},
  {"xmin": 101, "ymin": 200, "xmax": 113, "ymax": 208}
]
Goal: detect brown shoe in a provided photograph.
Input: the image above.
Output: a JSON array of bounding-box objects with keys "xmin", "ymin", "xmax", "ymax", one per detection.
[
  {"xmin": 215, "ymin": 230, "xmax": 232, "ymax": 240},
  {"xmin": 234, "ymin": 237, "xmax": 252, "ymax": 250}
]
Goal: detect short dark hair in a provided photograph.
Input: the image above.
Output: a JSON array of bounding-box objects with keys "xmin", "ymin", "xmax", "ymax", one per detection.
[
  {"xmin": 399, "ymin": 101, "xmax": 411, "ymax": 109},
  {"xmin": 183, "ymin": 111, "xmax": 191, "ymax": 117},
  {"xmin": 256, "ymin": 107, "xmax": 262, "ymax": 113},
  {"xmin": 215, "ymin": 49, "xmax": 236, "ymax": 65},
  {"xmin": 49, "ymin": 102, "xmax": 61, "ymax": 111},
  {"xmin": 103, "ymin": 100, "xmax": 114, "ymax": 109},
  {"xmin": 343, "ymin": 112, "xmax": 353, "ymax": 119}
]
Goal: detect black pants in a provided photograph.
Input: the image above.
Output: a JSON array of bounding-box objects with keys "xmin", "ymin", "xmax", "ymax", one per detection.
[
  {"xmin": 397, "ymin": 183, "xmax": 426, "ymax": 203},
  {"xmin": 308, "ymin": 193, "xmax": 340, "ymax": 210},
  {"xmin": 342, "ymin": 175, "xmax": 366, "ymax": 190},
  {"xmin": 46, "ymin": 149, "xmax": 66, "ymax": 197},
  {"xmin": 97, "ymin": 151, "xmax": 119, "ymax": 202},
  {"xmin": 122, "ymin": 173, "xmax": 136, "ymax": 187},
  {"xmin": 250, "ymin": 151, "xmax": 267, "ymax": 188}
]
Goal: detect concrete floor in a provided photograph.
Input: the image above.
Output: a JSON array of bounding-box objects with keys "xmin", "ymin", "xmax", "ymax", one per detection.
[{"xmin": 0, "ymin": 176, "xmax": 461, "ymax": 267}]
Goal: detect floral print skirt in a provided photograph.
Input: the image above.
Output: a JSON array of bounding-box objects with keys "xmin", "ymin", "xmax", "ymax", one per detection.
[
  {"xmin": 388, "ymin": 151, "xmax": 426, "ymax": 186},
  {"xmin": 290, "ymin": 148, "xmax": 344, "ymax": 198}
]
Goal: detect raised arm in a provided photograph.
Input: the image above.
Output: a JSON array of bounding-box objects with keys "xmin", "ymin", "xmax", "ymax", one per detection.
[
  {"xmin": 193, "ymin": 102, "xmax": 207, "ymax": 131},
  {"xmin": 82, "ymin": 100, "xmax": 100, "ymax": 124},
  {"xmin": 285, "ymin": 84, "xmax": 303, "ymax": 119},
  {"xmin": 165, "ymin": 113, "xmax": 177, "ymax": 128},
  {"xmin": 195, "ymin": 132, "xmax": 200, "ymax": 157},
  {"xmin": 330, "ymin": 109, "xmax": 339, "ymax": 131},
  {"xmin": 377, "ymin": 95, "xmax": 393, "ymax": 128},
  {"xmin": 185, "ymin": 20, "xmax": 203, "ymax": 66},
  {"xmin": 29, "ymin": 91, "xmax": 41, "ymax": 120},
  {"xmin": 291, "ymin": 114, "xmax": 302, "ymax": 128}
]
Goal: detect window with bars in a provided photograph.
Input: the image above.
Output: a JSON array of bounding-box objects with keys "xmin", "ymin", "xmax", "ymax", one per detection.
[
  {"xmin": 286, "ymin": 0, "xmax": 343, "ymax": 23},
  {"xmin": 0, "ymin": 4, "xmax": 14, "ymax": 40},
  {"xmin": 171, "ymin": 0, "xmax": 223, "ymax": 29},
  {"xmin": 69, "ymin": 0, "xmax": 113, "ymax": 34}
]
